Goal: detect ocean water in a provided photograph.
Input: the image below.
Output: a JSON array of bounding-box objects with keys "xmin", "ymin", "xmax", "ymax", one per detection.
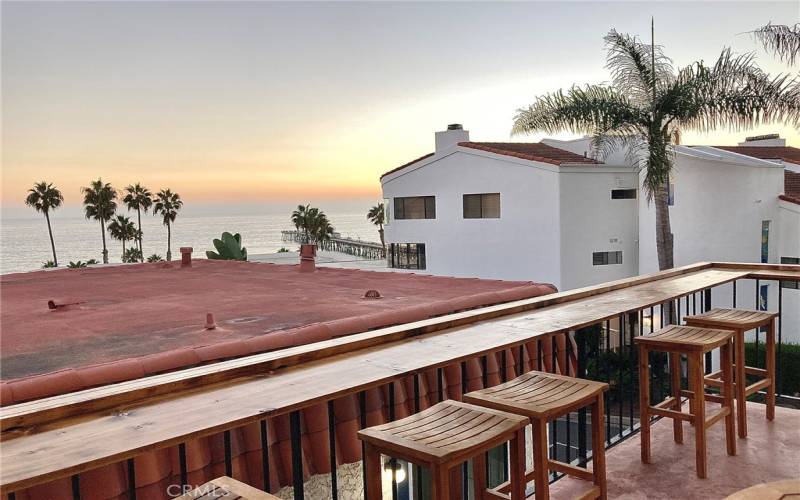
[{"xmin": 0, "ymin": 209, "xmax": 380, "ymax": 274}]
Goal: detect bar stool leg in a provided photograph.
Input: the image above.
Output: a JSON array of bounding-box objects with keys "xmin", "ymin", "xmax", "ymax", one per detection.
[
  {"xmin": 509, "ymin": 428, "xmax": 526, "ymax": 500},
  {"xmin": 766, "ymin": 318, "xmax": 776, "ymax": 421},
  {"xmin": 473, "ymin": 452, "xmax": 487, "ymax": 500},
  {"xmin": 638, "ymin": 345, "xmax": 651, "ymax": 464},
  {"xmin": 531, "ymin": 417, "xmax": 550, "ymax": 500},
  {"xmin": 735, "ymin": 329, "xmax": 747, "ymax": 438},
  {"xmin": 591, "ymin": 395, "xmax": 608, "ymax": 500},
  {"xmin": 431, "ymin": 464, "xmax": 450, "ymax": 500},
  {"xmin": 721, "ymin": 339, "xmax": 736, "ymax": 457},
  {"xmin": 669, "ymin": 352, "xmax": 683, "ymax": 444},
  {"xmin": 689, "ymin": 353, "xmax": 707, "ymax": 479},
  {"xmin": 364, "ymin": 443, "xmax": 383, "ymax": 500}
]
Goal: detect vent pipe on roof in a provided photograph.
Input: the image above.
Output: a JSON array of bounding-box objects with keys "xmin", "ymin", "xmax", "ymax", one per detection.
[
  {"xmin": 180, "ymin": 247, "xmax": 193, "ymax": 268},
  {"xmin": 299, "ymin": 244, "xmax": 317, "ymax": 273},
  {"xmin": 435, "ymin": 124, "xmax": 469, "ymax": 152}
]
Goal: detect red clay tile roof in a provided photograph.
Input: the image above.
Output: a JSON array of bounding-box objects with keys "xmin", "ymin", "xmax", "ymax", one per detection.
[
  {"xmin": 380, "ymin": 142, "xmax": 600, "ymax": 179},
  {"xmin": 782, "ymin": 170, "xmax": 800, "ymax": 205},
  {"xmin": 459, "ymin": 142, "xmax": 601, "ymax": 165},
  {"xmin": 0, "ymin": 259, "xmax": 556, "ymax": 400},
  {"xmin": 713, "ymin": 146, "xmax": 800, "ymax": 165},
  {"xmin": 379, "ymin": 152, "xmax": 435, "ymax": 179}
]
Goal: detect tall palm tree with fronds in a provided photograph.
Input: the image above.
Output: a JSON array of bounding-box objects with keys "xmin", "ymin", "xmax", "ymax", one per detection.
[
  {"xmin": 291, "ymin": 204, "xmax": 313, "ymax": 243},
  {"xmin": 122, "ymin": 183, "xmax": 153, "ymax": 262},
  {"xmin": 25, "ymin": 181, "xmax": 64, "ymax": 266},
  {"xmin": 292, "ymin": 204, "xmax": 334, "ymax": 244},
  {"xmin": 107, "ymin": 215, "xmax": 138, "ymax": 261},
  {"xmin": 513, "ymin": 27, "xmax": 799, "ymax": 272},
  {"xmin": 367, "ymin": 203, "xmax": 385, "ymax": 249},
  {"xmin": 81, "ymin": 179, "xmax": 117, "ymax": 264},
  {"xmin": 153, "ymin": 189, "xmax": 183, "ymax": 261}
]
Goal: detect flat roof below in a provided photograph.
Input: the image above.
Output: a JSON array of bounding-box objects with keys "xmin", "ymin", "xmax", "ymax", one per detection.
[{"xmin": 0, "ymin": 260, "xmax": 553, "ymax": 390}]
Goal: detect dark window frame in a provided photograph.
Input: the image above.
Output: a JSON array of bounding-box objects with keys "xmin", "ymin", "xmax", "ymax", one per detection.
[
  {"xmin": 388, "ymin": 243, "xmax": 426, "ymax": 270},
  {"xmin": 463, "ymin": 193, "xmax": 501, "ymax": 219},
  {"xmin": 611, "ymin": 189, "xmax": 637, "ymax": 200},
  {"xmin": 593, "ymin": 251, "xmax": 623, "ymax": 266},
  {"xmin": 781, "ymin": 257, "xmax": 799, "ymax": 289},
  {"xmin": 394, "ymin": 196, "xmax": 436, "ymax": 220}
]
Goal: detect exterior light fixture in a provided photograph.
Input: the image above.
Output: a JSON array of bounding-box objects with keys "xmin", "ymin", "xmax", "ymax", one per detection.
[{"xmin": 383, "ymin": 460, "xmax": 407, "ymax": 483}]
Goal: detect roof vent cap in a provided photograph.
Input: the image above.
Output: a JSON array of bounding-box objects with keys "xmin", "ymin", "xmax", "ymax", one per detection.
[
  {"xmin": 447, "ymin": 123, "xmax": 463, "ymax": 130},
  {"xmin": 364, "ymin": 289, "xmax": 382, "ymax": 300}
]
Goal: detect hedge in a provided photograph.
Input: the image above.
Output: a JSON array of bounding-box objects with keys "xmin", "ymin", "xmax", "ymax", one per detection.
[{"xmin": 744, "ymin": 341, "xmax": 800, "ymax": 397}]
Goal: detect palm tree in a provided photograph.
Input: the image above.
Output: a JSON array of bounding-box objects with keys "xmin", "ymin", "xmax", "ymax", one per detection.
[
  {"xmin": 153, "ymin": 189, "xmax": 183, "ymax": 261},
  {"xmin": 25, "ymin": 181, "xmax": 64, "ymax": 266},
  {"xmin": 291, "ymin": 204, "xmax": 313, "ymax": 243},
  {"xmin": 513, "ymin": 26, "xmax": 799, "ymax": 272},
  {"xmin": 122, "ymin": 183, "xmax": 153, "ymax": 262},
  {"xmin": 107, "ymin": 215, "xmax": 138, "ymax": 261},
  {"xmin": 291, "ymin": 204, "xmax": 334, "ymax": 244},
  {"xmin": 751, "ymin": 23, "xmax": 800, "ymax": 65},
  {"xmin": 81, "ymin": 179, "xmax": 117, "ymax": 264},
  {"xmin": 367, "ymin": 203, "xmax": 386, "ymax": 249}
]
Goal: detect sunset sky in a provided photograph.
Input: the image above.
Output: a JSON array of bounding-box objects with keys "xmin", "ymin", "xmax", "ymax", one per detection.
[{"xmin": 2, "ymin": 1, "xmax": 798, "ymax": 214}]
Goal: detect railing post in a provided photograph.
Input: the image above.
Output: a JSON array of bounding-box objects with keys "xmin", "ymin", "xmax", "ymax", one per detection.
[
  {"xmin": 704, "ymin": 288, "xmax": 712, "ymax": 374},
  {"xmin": 290, "ymin": 411, "xmax": 304, "ymax": 500},
  {"xmin": 576, "ymin": 327, "xmax": 588, "ymax": 466}
]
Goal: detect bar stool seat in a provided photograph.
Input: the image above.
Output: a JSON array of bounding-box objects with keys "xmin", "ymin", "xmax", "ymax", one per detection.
[
  {"xmin": 635, "ymin": 325, "xmax": 737, "ymax": 479},
  {"xmin": 464, "ymin": 371, "xmax": 609, "ymax": 500},
  {"xmin": 685, "ymin": 308, "xmax": 778, "ymax": 437},
  {"xmin": 358, "ymin": 400, "xmax": 529, "ymax": 499}
]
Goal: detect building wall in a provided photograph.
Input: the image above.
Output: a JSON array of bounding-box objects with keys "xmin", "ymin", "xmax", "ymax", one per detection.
[
  {"xmin": 777, "ymin": 200, "xmax": 800, "ymax": 344},
  {"xmin": 558, "ymin": 167, "xmax": 639, "ymax": 289},
  {"xmin": 382, "ymin": 149, "xmax": 564, "ymax": 286}
]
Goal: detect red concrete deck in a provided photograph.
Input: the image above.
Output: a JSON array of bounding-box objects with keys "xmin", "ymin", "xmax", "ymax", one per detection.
[
  {"xmin": 552, "ymin": 402, "xmax": 800, "ymax": 499},
  {"xmin": 0, "ymin": 260, "xmax": 554, "ymax": 402}
]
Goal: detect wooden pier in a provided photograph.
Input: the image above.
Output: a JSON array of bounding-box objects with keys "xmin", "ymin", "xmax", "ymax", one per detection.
[{"xmin": 281, "ymin": 230, "xmax": 385, "ymax": 260}]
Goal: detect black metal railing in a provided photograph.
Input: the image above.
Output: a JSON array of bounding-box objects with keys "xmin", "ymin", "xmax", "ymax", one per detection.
[{"xmin": 5, "ymin": 273, "xmax": 797, "ymax": 500}]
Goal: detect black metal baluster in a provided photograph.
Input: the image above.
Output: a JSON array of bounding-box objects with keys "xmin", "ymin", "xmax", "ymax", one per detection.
[
  {"xmin": 733, "ymin": 280, "xmax": 737, "ymax": 307},
  {"xmin": 261, "ymin": 420, "xmax": 271, "ymax": 493},
  {"xmin": 359, "ymin": 392, "xmax": 367, "ymax": 500},
  {"xmin": 290, "ymin": 411, "xmax": 304, "ymax": 500},
  {"xmin": 71, "ymin": 475, "xmax": 81, "ymax": 500},
  {"xmin": 565, "ymin": 333, "xmax": 572, "ymax": 464},
  {"xmin": 755, "ymin": 279, "xmax": 761, "ymax": 364},
  {"xmin": 551, "ymin": 336, "xmax": 558, "ymax": 478},
  {"xmin": 413, "ymin": 374, "xmax": 420, "ymax": 413},
  {"xmin": 481, "ymin": 356, "xmax": 489, "ymax": 388},
  {"xmin": 437, "ymin": 367, "xmax": 444, "ymax": 402},
  {"xmin": 604, "ymin": 320, "xmax": 611, "ymax": 444},
  {"xmin": 327, "ymin": 402, "xmax": 338, "ymax": 500},
  {"xmin": 618, "ymin": 314, "xmax": 625, "ymax": 437},
  {"xmin": 127, "ymin": 458, "xmax": 136, "ymax": 500},
  {"xmin": 388, "ymin": 383, "xmax": 398, "ymax": 500},
  {"xmin": 224, "ymin": 430, "xmax": 233, "ymax": 478},
  {"xmin": 778, "ymin": 284, "xmax": 784, "ymax": 396},
  {"xmin": 179, "ymin": 442, "xmax": 188, "ymax": 489},
  {"xmin": 501, "ymin": 350, "xmax": 508, "ymax": 382},
  {"xmin": 677, "ymin": 298, "xmax": 682, "ymax": 323},
  {"xmin": 576, "ymin": 328, "xmax": 588, "ymax": 466},
  {"xmin": 537, "ymin": 341, "xmax": 543, "ymax": 371},
  {"xmin": 518, "ymin": 344, "xmax": 525, "ymax": 376},
  {"xmin": 628, "ymin": 314, "xmax": 635, "ymax": 428},
  {"xmin": 704, "ymin": 288, "xmax": 712, "ymax": 373}
]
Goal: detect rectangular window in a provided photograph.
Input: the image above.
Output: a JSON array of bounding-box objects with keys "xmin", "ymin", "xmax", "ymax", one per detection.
[
  {"xmin": 394, "ymin": 196, "xmax": 435, "ymax": 220},
  {"xmin": 761, "ymin": 220, "xmax": 770, "ymax": 263},
  {"xmin": 388, "ymin": 243, "xmax": 426, "ymax": 270},
  {"xmin": 611, "ymin": 188, "xmax": 637, "ymax": 199},
  {"xmin": 781, "ymin": 257, "xmax": 799, "ymax": 289},
  {"xmin": 593, "ymin": 251, "xmax": 623, "ymax": 266},
  {"xmin": 463, "ymin": 193, "xmax": 501, "ymax": 218}
]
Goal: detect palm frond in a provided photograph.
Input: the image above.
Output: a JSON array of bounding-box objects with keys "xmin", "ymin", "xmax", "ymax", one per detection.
[
  {"xmin": 513, "ymin": 85, "xmax": 645, "ymax": 136},
  {"xmin": 751, "ymin": 22, "xmax": 800, "ymax": 65},
  {"xmin": 604, "ymin": 29, "xmax": 674, "ymax": 106}
]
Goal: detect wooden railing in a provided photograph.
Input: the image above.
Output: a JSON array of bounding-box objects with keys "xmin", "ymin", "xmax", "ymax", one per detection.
[{"xmin": 2, "ymin": 262, "xmax": 799, "ymax": 498}]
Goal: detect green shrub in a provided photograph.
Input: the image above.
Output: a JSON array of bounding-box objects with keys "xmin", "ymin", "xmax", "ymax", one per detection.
[
  {"xmin": 42, "ymin": 260, "xmax": 56, "ymax": 268},
  {"xmin": 744, "ymin": 341, "xmax": 800, "ymax": 397},
  {"xmin": 146, "ymin": 254, "xmax": 164, "ymax": 262},
  {"xmin": 123, "ymin": 248, "xmax": 143, "ymax": 263},
  {"xmin": 206, "ymin": 232, "xmax": 247, "ymax": 261}
]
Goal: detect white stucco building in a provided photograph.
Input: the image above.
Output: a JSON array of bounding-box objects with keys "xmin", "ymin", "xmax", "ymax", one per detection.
[{"xmin": 380, "ymin": 125, "xmax": 800, "ymax": 339}]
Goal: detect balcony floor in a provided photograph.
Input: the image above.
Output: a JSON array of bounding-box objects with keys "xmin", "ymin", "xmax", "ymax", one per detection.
[{"xmin": 551, "ymin": 402, "xmax": 800, "ymax": 499}]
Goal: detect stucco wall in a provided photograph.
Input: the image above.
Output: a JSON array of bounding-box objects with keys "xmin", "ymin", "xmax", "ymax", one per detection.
[{"xmin": 382, "ymin": 149, "xmax": 563, "ymax": 286}]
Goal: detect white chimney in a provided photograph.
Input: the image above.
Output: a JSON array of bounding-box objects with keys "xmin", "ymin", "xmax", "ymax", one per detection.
[
  {"xmin": 738, "ymin": 134, "xmax": 785, "ymax": 147},
  {"xmin": 435, "ymin": 124, "xmax": 469, "ymax": 152}
]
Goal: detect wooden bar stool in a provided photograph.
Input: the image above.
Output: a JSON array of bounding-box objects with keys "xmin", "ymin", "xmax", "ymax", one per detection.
[
  {"xmin": 463, "ymin": 371, "xmax": 609, "ymax": 500},
  {"xmin": 684, "ymin": 308, "xmax": 778, "ymax": 438},
  {"xmin": 358, "ymin": 399, "xmax": 529, "ymax": 500},
  {"xmin": 634, "ymin": 325, "xmax": 737, "ymax": 479}
]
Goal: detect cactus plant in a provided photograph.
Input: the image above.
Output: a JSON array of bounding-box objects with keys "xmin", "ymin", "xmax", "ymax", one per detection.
[{"xmin": 206, "ymin": 232, "xmax": 248, "ymax": 261}]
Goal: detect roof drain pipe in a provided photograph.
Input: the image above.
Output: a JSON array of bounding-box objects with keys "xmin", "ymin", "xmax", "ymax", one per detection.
[{"xmin": 299, "ymin": 243, "xmax": 317, "ymax": 273}]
